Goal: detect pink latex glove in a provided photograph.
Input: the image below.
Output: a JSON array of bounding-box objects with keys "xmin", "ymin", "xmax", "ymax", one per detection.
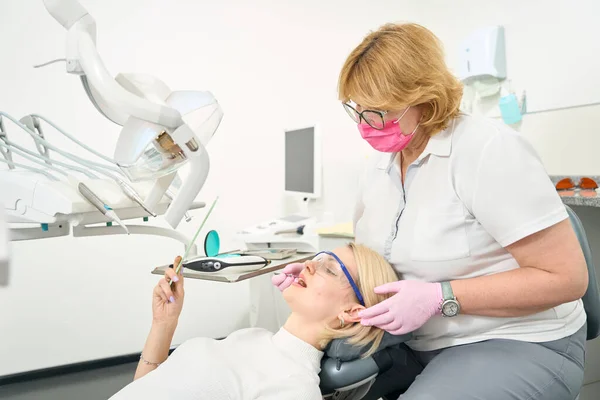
[
  {"xmin": 271, "ymin": 262, "xmax": 305, "ymax": 292},
  {"xmin": 359, "ymin": 280, "xmax": 443, "ymax": 335}
]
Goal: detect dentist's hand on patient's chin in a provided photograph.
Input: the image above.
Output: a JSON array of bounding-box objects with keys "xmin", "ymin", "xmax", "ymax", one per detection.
[
  {"xmin": 271, "ymin": 262, "xmax": 304, "ymax": 291},
  {"xmin": 358, "ymin": 280, "xmax": 443, "ymax": 335},
  {"xmin": 152, "ymin": 256, "xmax": 185, "ymax": 329}
]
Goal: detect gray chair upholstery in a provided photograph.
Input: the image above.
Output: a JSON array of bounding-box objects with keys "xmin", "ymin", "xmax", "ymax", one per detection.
[
  {"xmin": 319, "ymin": 204, "xmax": 600, "ymax": 398},
  {"xmin": 566, "ymin": 205, "xmax": 600, "ymax": 340},
  {"xmin": 319, "ymin": 332, "xmax": 412, "ymax": 396}
]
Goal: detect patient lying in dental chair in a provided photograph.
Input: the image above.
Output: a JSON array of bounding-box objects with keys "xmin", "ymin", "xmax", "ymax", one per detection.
[{"xmin": 109, "ymin": 243, "xmax": 398, "ymax": 400}]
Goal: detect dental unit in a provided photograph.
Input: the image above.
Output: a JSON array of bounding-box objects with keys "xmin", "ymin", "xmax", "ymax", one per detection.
[
  {"xmin": 1, "ymin": 0, "xmax": 223, "ymax": 252},
  {"xmin": 18, "ymin": 114, "xmax": 157, "ymax": 217}
]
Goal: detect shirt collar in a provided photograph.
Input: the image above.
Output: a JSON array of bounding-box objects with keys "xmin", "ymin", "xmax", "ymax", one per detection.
[
  {"xmin": 272, "ymin": 328, "xmax": 324, "ymax": 374},
  {"xmin": 376, "ymin": 118, "xmax": 455, "ymax": 171}
]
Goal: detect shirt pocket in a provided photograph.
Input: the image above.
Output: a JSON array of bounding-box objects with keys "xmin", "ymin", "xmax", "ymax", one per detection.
[{"xmin": 410, "ymin": 206, "xmax": 471, "ymax": 262}]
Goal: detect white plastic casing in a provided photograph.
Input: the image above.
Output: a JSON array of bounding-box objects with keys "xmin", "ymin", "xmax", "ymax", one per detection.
[{"xmin": 458, "ymin": 26, "xmax": 507, "ymax": 82}]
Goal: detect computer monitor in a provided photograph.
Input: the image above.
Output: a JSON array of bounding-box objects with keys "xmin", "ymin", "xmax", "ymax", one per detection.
[{"xmin": 284, "ymin": 124, "xmax": 321, "ymax": 199}]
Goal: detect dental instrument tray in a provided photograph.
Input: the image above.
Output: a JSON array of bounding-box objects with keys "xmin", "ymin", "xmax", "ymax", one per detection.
[
  {"xmin": 153, "ymin": 252, "xmax": 314, "ymax": 283},
  {"xmin": 240, "ymin": 248, "xmax": 297, "ymax": 260},
  {"xmin": 170, "ymin": 255, "xmax": 270, "ymax": 273}
]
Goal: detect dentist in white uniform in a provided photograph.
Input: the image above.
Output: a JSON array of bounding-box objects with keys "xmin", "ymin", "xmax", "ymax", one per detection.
[{"xmin": 277, "ymin": 22, "xmax": 589, "ymax": 400}]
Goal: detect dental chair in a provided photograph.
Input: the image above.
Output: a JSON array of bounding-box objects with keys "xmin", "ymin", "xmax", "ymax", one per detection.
[{"xmin": 319, "ymin": 205, "xmax": 600, "ymax": 400}]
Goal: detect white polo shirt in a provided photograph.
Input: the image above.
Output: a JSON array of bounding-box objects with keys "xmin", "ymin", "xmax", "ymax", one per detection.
[{"xmin": 354, "ymin": 113, "xmax": 586, "ymax": 351}]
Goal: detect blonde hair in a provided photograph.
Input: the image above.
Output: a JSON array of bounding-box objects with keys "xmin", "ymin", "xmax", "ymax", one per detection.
[
  {"xmin": 338, "ymin": 22, "xmax": 463, "ymax": 136},
  {"xmin": 318, "ymin": 242, "xmax": 399, "ymax": 358}
]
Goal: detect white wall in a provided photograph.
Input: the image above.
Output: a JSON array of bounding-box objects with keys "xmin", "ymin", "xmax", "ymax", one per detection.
[
  {"xmin": 1, "ymin": 0, "xmax": 599, "ymax": 376},
  {"xmin": 416, "ymin": 0, "xmax": 600, "ymax": 175},
  {"xmin": 423, "ymin": 0, "xmax": 600, "ymax": 114}
]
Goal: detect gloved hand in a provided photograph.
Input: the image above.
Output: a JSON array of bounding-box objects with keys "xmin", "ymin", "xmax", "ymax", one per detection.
[
  {"xmin": 271, "ymin": 262, "xmax": 305, "ymax": 291},
  {"xmin": 359, "ymin": 280, "xmax": 443, "ymax": 335}
]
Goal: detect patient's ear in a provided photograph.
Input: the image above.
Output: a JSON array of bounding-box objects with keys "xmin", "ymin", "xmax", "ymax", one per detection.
[{"xmin": 339, "ymin": 304, "xmax": 365, "ymax": 324}]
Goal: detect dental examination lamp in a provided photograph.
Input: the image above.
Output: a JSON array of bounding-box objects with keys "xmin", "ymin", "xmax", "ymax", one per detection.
[{"xmin": 42, "ymin": 0, "xmax": 223, "ymax": 229}]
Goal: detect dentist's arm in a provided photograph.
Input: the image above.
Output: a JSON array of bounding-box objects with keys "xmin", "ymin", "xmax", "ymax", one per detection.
[
  {"xmin": 359, "ymin": 220, "xmax": 588, "ymax": 335},
  {"xmin": 450, "ymin": 219, "xmax": 588, "ymax": 318},
  {"xmin": 450, "ymin": 132, "xmax": 588, "ymax": 318},
  {"xmin": 134, "ymin": 256, "xmax": 184, "ymax": 380}
]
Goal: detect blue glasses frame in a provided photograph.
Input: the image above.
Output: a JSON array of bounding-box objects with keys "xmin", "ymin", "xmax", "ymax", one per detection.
[{"xmin": 315, "ymin": 251, "xmax": 365, "ymax": 306}]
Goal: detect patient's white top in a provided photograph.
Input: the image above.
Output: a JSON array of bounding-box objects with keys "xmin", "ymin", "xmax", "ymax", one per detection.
[
  {"xmin": 109, "ymin": 328, "xmax": 323, "ymax": 400},
  {"xmin": 354, "ymin": 113, "xmax": 586, "ymax": 351}
]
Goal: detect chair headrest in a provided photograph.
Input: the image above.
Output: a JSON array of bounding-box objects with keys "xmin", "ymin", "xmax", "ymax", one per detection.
[{"xmin": 325, "ymin": 331, "xmax": 412, "ymax": 361}]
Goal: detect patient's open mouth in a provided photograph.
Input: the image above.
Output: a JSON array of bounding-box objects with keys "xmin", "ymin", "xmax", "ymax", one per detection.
[{"xmin": 293, "ymin": 277, "xmax": 307, "ymax": 288}]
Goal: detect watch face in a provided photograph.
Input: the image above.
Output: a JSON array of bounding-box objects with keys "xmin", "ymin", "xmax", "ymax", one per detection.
[{"xmin": 442, "ymin": 300, "xmax": 459, "ymax": 317}]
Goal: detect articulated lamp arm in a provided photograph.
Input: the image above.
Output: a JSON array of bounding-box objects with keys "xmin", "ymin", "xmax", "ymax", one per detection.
[
  {"xmin": 42, "ymin": 0, "xmax": 222, "ymax": 229},
  {"xmin": 43, "ymin": 0, "xmax": 183, "ymax": 128}
]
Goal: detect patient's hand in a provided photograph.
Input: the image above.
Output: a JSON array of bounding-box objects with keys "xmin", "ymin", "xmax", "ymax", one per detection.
[{"xmin": 152, "ymin": 256, "xmax": 185, "ymax": 327}]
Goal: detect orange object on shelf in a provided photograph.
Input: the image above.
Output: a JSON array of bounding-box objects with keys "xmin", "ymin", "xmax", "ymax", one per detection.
[{"xmin": 555, "ymin": 177, "xmax": 599, "ymax": 191}]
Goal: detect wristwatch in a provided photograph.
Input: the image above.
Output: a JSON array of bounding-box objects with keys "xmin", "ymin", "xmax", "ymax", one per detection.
[{"xmin": 440, "ymin": 281, "xmax": 460, "ymax": 317}]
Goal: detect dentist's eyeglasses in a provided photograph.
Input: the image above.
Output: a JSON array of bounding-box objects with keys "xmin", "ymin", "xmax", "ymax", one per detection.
[
  {"xmin": 311, "ymin": 251, "xmax": 365, "ymax": 306},
  {"xmin": 343, "ymin": 103, "xmax": 387, "ymax": 130}
]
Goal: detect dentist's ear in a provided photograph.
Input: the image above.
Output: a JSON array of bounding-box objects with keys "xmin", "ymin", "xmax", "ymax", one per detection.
[{"xmin": 339, "ymin": 304, "xmax": 365, "ymax": 324}]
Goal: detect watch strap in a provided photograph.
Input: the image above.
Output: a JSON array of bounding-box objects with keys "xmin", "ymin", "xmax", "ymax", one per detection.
[{"xmin": 441, "ymin": 281, "xmax": 455, "ymax": 300}]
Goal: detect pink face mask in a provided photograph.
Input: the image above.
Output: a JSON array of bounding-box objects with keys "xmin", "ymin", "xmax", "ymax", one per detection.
[{"xmin": 358, "ymin": 107, "xmax": 419, "ymax": 153}]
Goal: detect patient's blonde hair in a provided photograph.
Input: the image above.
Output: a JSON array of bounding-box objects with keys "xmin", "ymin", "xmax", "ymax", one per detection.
[
  {"xmin": 318, "ymin": 242, "xmax": 399, "ymax": 358},
  {"xmin": 338, "ymin": 22, "xmax": 463, "ymax": 136}
]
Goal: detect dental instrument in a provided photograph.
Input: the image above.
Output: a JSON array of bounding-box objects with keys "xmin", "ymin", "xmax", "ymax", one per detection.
[
  {"xmin": 3, "ymin": 112, "xmax": 128, "ymax": 236},
  {"xmin": 274, "ymin": 225, "xmax": 305, "ymax": 235},
  {"xmin": 19, "ymin": 115, "xmax": 157, "ymax": 216},
  {"xmin": 3, "ymin": 135, "xmax": 156, "ymax": 217},
  {"xmin": 175, "ymin": 255, "xmax": 270, "ymax": 273},
  {"xmin": 3, "ymin": 112, "xmax": 157, "ymax": 216},
  {"xmin": 42, "ymin": 0, "xmax": 222, "ymax": 229},
  {"xmin": 272, "ymin": 271, "xmax": 294, "ymax": 277},
  {"xmin": 77, "ymin": 182, "xmax": 129, "ymax": 234},
  {"xmin": 241, "ymin": 248, "xmax": 297, "ymax": 260},
  {"xmin": 116, "ymin": 180, "xmax": 157, "ymax": 217},
  {"xmin": 172, "ymin": 196, "xmax": 219, "ymax": 280}
]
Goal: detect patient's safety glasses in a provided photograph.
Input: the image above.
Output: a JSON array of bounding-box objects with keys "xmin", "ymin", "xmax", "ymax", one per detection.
[{"xmin": 311, "ymin": 251, "xmax": 365, "ymax": 306}]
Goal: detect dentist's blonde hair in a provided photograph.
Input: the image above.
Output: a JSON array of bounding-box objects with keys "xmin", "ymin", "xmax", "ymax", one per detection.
[
  {"xmin": 319, "ymin": 242, "xmax": 400, "ymax": 358},
  {"xmin": 338, "ymin": 22, "xmax": 463, "ymax": 136}
]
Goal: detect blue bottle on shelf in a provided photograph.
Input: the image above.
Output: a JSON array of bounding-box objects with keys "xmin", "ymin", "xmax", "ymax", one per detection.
[{"xmin": 499, "ymin": 89, "xmax": 522, "ymax": 125}]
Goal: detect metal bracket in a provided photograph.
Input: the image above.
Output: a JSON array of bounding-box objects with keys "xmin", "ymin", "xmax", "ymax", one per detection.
[
  {"xmin": 9, "ymin": 222, "xmax": 71, "ymax": 241},
  {"xmin": 72, "ymin": 224, "xmax": 197, "ymax": 255}
]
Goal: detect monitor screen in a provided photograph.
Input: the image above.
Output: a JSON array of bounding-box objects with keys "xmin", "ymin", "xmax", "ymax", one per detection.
[{"xmin": 285, "ymin": 127, "xmax": 315, "ymax": 194}]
